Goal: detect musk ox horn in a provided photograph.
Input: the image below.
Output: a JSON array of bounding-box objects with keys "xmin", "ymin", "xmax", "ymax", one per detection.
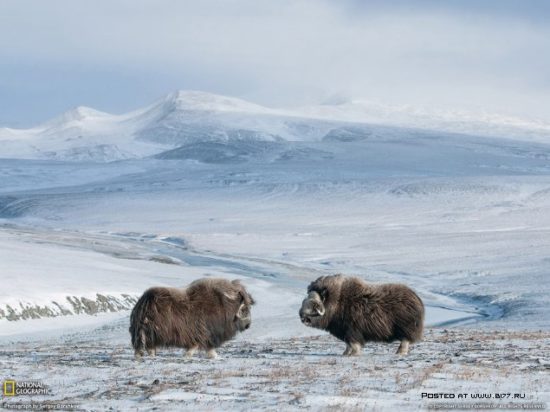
[
  {"xmin": 235, "ymin": 303, "xmax": 251, "ymax": 320},
  {"xmin": 223, "ymin": 291, "xmax": 240, "ymax": 301},
  {"xmin": 306, "ymin": 291, "xmax": 325, "ymax": 315}
]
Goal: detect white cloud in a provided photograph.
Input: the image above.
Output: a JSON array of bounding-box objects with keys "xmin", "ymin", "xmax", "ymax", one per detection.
[{"xmin": 1, "ymin": 0, "xmax": 549, "ymax": 122}]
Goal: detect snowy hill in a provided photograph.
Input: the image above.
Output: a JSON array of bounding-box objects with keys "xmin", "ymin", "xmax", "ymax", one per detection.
[
  {"xmin": 297, "ymin": 99, "xmax": 550, "ymax": 143},
  {"xmin": 1, "ymin": 90, "xmax": 550, "ymax": 162},
  {"xmin": 0, "ymin": 91, "xmax": 335, "ymax": 162}
]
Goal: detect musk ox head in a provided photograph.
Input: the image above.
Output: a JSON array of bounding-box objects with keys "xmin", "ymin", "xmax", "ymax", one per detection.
[
  {"xmin": 223, "ymin": 280, "xmax": 255, "ymax": 332},
  {"xmin": 299, "ymin": 291, "xmax": 326, "ymax": 327},
  {"xmin": 299, "ymin": 275, "xmax": 345, "ymax": 329}
]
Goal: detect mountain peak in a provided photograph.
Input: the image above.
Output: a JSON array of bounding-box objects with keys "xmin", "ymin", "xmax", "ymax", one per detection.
[
  {"xmin": 40, "ymin": 106, "xmax": 111, "ymax": 130},
  {"xmin": 157, "ymin": 90, "xmax": 270, "ymax": 114}
]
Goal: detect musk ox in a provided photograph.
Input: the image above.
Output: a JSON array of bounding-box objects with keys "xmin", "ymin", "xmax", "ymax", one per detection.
[
  {"xmin": 129, "ymin": 278, "xmax": 255, "ymax": 359},
  {"xmin": 299, "ymin": 274, "xmax": 424, "ymax": 356}
]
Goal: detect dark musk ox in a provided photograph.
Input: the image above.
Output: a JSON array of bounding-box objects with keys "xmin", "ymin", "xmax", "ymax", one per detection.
[
  {"xmin": 299, "ymin": 274, "xmax": 424, "ymax": 356},
  {"xmin": 130, "ymin": 278, "xmax": 255, "ymax": 359}
]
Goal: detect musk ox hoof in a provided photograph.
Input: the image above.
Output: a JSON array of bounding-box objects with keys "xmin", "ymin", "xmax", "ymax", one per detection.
[
  {"xmin": 185, "ymin": 346, "xmax": 198, "ymax": 358},
  {"xmin": 343, "ymin": 343, "xmax": 362, "ymax": 356},
  {"xmin": 207, "ymin": 349, "xmax": 218, "ymax": 359},
  {"xmin": 343, "ymin": 351, "xmax": 361, "ymax": 357},
  {"xmin": 397, "ymin": 340, "xmax": 410, "ymax": 355}
]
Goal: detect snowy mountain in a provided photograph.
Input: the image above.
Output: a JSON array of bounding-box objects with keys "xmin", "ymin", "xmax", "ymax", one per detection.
[
  {"xmin": 1, "ymin": 90, "xmax": 549, "ymax": 162},
  {"xmin": 297, "ymin": 99, "xmax": 550, "ymax": 143},
  {"xmin": 0, "ymin": 91, "xmax": 333, "ymax": 162}
]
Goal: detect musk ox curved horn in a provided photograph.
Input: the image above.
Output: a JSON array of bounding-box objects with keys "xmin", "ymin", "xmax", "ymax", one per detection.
[
  {"xmin": 223, "ymin": 290, "xmax": 240, "ymax": 301},
  {"xmin": 235, "ymin": 303, "xmax": 250, "ymax": 319}
]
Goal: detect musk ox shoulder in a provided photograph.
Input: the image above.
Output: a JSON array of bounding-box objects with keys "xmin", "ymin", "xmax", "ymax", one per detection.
[
  {"xmin": 299, "ymin": 274, "xmax": 424, "ymax": 356},
  {"xmin": 129, "ymin": 278, "xmax": 255, "ymax": 359}
]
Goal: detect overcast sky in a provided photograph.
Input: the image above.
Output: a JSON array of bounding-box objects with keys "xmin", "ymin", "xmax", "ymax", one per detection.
[{"xmin": 1, "ymin": 0, "xmax": 549, "ymax": 127}]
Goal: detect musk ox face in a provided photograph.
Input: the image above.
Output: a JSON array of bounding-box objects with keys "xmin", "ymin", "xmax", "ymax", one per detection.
[
  {"xmin": 300, "ymin": 276, "xmax": 339, "ymax": 329},
  {"xmin": 232, "ymin": 290, "xmax": 254, "ymax": 332},
  {"xmin": 235, "ymin": 302, "xmax": 252, "ymax": 331},
  {"xmin": 299, "ymin": 291, "xmax": 326, "ymax": 327},
  {"xmin": 223, "ymin": 281, "xmax": 254, "ymax": 332}
]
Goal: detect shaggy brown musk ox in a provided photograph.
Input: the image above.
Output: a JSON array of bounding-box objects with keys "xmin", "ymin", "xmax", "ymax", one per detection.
[
  {"xmin": 299, "ymin": 274, "xmax": 424, "ymax": 356},
  {"xmin": 130, "ymin": 278, "xmax": 255, "ymax": 359}
]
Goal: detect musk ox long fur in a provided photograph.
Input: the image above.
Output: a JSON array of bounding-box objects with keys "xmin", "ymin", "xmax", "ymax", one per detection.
[
  {"xmin": 299, "ymin": 274, "xmax": 424, "ymax": 356},
  {"xmin": 129, "ymin": 278, "xmax": 255, "ymax": 359}
]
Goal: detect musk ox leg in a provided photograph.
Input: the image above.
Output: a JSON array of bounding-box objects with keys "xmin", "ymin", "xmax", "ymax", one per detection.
[
  {"xmin": 185, "ymin": 346, "xmax": 199, "ymax": 358},
  {"xmin": 343, "ymin": 343, "xmax": 352, "ymax": 356},
  {"xmin": 206, "ymin": 348, "xmax": 218, "ymax": 359},
  {"xmin": 343, "ymin": 342, "xmax": 362, "ymax": 356},
  {"xmin": 349, "ymin": 342, "xmax": 363, "ymax": 356},
  {"xmin": 133, "ymin": 330, "xmax": 147, "ymax": 359},
  {"xmin": 147, "ymin": 347, "xmax": 156, "ymax": 357},
  {"xmin": 397, "ymin": 339, "xmax": 410, "ymax": 355}
]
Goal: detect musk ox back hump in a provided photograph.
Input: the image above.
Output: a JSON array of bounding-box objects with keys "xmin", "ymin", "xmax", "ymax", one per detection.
[
  {"xmin": 129, "ymin": 287, "xmax": 189, "ymax": 353},
  {"xmin": 372, "ymin": 283, "xmax": 425, "ymax": 343}
]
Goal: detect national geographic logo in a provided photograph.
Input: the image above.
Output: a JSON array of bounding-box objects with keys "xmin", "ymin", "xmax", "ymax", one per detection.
[
  {"xmin": 3, "ymin": 380, "xmax": 51, "ymax": 396},
  {"xmin": 3, "ymin": 381, "xmax": 15, "ymax": 396}
]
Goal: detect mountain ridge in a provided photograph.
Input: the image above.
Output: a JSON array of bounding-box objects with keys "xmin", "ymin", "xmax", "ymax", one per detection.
[{"xmin": 1, "ymin": 90, "xmax": 549, "ymax": 162}]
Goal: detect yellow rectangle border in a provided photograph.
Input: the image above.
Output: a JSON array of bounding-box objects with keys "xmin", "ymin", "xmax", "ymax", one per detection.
[{"xmin": 3, "ymin": 380, "xmax": 15, "ymax": 396}]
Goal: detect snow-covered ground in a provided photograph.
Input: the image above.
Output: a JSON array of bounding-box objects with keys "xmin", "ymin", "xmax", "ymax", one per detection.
[
  {"xmin": 1, "ymin": 95, "xmax": 550, "ymax": 409},
  {"xmin": 2, "ymin": 134, "xmax": 550, "ymax": 329},
  {"xmin": 1, "ymin": 324, "xmax": 548, "ymax": 411}
]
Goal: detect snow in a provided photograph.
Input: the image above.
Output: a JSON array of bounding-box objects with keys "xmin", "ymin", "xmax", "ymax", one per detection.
[
  {"xmin": 155, "ymin": 90, "xmax": 277, "ymax": 114},
  {"xmin": 0, "ymin": 224, "xmax": 483, "ymax": 333},
  {"xmin": 1, "ymin": 327, "xmax": 548, "ymax": 410},
  {"xmin": 296, "ymin": 99, "xmax": 550, "ymax": 143},
  {"xmin": 2, "ymin": 129, "xmax": 550, "ymax": 329}
]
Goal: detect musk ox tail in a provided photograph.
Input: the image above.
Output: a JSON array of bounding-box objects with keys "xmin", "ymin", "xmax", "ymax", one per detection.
[
  {"xmin": 129, "ymin": 289, "xmax": 155, "ymax": 355},
  {"xmin": 412, "ymin": 302, "xmax": 425, "ymax": 342},
  {"xmin": 405, "ymin": 290, "xmax": 425, "ymax": 343}
]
